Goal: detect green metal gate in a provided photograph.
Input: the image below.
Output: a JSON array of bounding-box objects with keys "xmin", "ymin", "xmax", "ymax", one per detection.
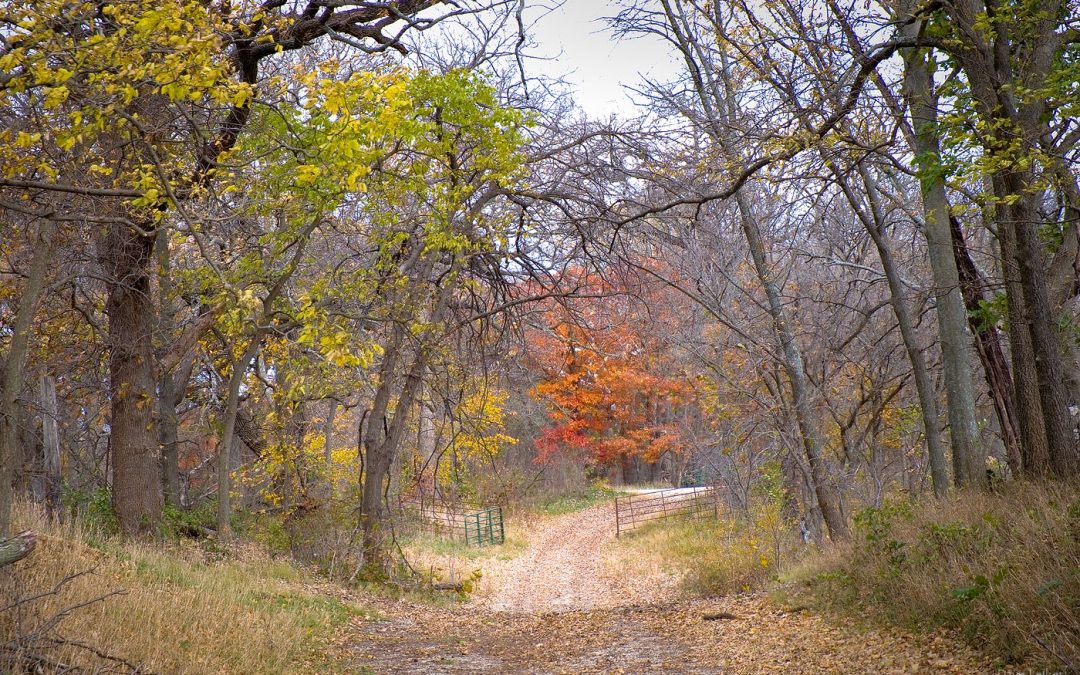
[{"xmin": 463, "ymin": 506, "xmax": 504, "ymax": 546}]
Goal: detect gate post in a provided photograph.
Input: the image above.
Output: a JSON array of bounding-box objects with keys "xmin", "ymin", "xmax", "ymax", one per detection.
[{"xmin": 615, "ymin": 497, "xmax": 621, "ymax": 537}]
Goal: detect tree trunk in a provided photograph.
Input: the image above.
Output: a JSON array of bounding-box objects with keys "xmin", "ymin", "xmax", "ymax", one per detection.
[
  {"xmin": 1, "ymin": 223, "xmax": 54, "ymax": 537},
  {"xmin": 155, "ymin": 233, "xmax": 185, "ymax": 507},
  {"xmin": 101, "ymin": 222, "xmax": 163, "ymax": 535},
  {"xmin": 900, "ymin": 42, "xmax": 985, "ymax": 489},
  {"xmin": 1006, "ymin": 183, "xmax": 1079, "ymax": 478},
  {"xmin": 319, "ymin": 398, "xmax": 337, "ymax": 499},
  {"xmin": 699, "ymin": 43, "xmax": 848, "ymax": 538},
  {"xmin": 39, "ymin": 375, "xmax": 62, "ymax": 520},
  {"xmin": 359, "ymin": 323, "xmax": 405, "ymax": 574},
  {"xmin": 843, "ymin": 163, "xmax": 950, "ymax": 496},
  {"xmin": 994, "ymin": 192, "xmax": 1051, "ymax": 476},
  {"xmin": 361, "ymin": 333, "xmax": 432, "ymax": 572},
  {"xmin": 735, "ymin": 192, "xmax": 849, "ymax": 540},
  {"xmin": 418, "ymin": 392, "xmax": 439, "ymax": 496},
  {"xmin": 0, "ymin": 530, "xmax": 35, "ymax": 568},
  {"xmin": 216, "ymin": 339, "xmax": 261, "ymax": 537},
  {"xmin": 360, "ymin": 264, "xmax": 454, "ymax": 570},
  {"xmin": 159, "ymin": 356, "xmax": 193, "ymax": 507},
  {"xmin": 950, "ymin": 216, "xmax": 1024, "ymax": 475},
  {"xmin": 323, "ymin": 399, "xmax": 337, "ymax": 465}
]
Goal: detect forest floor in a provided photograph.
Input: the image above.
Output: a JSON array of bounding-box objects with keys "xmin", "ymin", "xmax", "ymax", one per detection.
[{"xmin": 347, "ymin": 502, "xmax": 994, "ymax": 674}]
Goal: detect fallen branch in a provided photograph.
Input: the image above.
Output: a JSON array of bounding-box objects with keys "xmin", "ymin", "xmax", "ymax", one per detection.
[
  {"xmin": 0, "ymin": 530, "xmax": 35, "ymax": 568},
  {"xmin": 702, "ymin": 612, "xmax": 739, "ymax": 621}
]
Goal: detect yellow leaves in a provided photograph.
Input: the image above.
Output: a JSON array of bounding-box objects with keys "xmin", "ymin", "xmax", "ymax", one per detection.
[
  {"xmin": 231, "ymin": 83, "xmax": 254, "ymax": 108},
  {"xmin": 0, "ymin": 51, "xmax": 19, "ymax": 73},
  {"xmin": 237, "ymin": 288, "xmax": 261, "ymax": 313},
  {"xmin": 439, "ymin": 386, "xmax": 517, "ymax": 487},
  {"xmin": 56, "ymin": 132, "xmax": 78, "ymax": 152},
  {"xmin": 131, "ymin": 186, "xmax": 161, "ymax": 209},
  {"xmin": 42, "ymin": 84, "xmax": 68, "ymax": 108},
  {"xmin": 321, "ymin": 333, "xmax": 363, "ymax": 369},
  {"xmin": 295, "ymin": 164, "xmax": 323, "ymax": 186},
  {"xmin": 158, "ymin": 80, "xmax": 190, "ymax": 102},
  {"xmin": 134, "ymin": 8, "xmax": 184, "ymax": 35},
  {"xmin": 345, "ymin": 170, "xmax": 367, "ymax": 193},
  {"xmin": 0, "ymin": 0, "xmax": 248, "ymax": 186},
  {"xmin": 14, "ymin": 131, "xmax": 41, "ymax": 148}
]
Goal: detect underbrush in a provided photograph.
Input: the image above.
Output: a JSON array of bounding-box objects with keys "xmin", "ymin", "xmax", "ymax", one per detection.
[
  {"xmin": 605, "ymin": 508, "xmax": 802, "ymax": 596},
  {"xmin": 1, "ymin": 503, "xmax": 373, "ymax": 673},
  {"xmin": 781, "ymin": 482, "xmax": 1080, "ymax": 671}
]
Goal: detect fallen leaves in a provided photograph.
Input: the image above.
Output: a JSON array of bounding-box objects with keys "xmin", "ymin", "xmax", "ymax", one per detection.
[
  {"xmin": 348, "ymin": 592, "xmax": 992, "ymax": 673},
  {"xmin": 345, "ymin": 504, "xmax": 993, "ymax": 673}
]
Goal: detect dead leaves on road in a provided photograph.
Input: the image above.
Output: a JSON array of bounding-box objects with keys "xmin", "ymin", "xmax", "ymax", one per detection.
[{"xmin": 348, "ymin": 593, "xmax": 991, "ymax": 674}]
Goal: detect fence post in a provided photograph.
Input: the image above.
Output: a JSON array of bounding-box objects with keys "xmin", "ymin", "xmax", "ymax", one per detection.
[{"xmin": 615, "ymin": 497, "xmax": 621, "ymax": 537}]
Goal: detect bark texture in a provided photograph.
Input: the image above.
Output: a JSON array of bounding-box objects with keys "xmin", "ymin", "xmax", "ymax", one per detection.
[
  {"xmin": 0, "ymin": 224, "xmax": 54, "ymax": 537},
  {"xmin": 101, "ymin": 223, "xmax": 163, "ymax": 535},
  {"xmin": 900, "ymin": 39, "xmax": 985, "ymax": 489},
  {"xmin": 950, "ymin": 217, "xmax": 1024, "ymax": 475}
]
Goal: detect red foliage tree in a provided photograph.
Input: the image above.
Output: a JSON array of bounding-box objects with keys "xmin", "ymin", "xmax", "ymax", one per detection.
[{"xmin": 527, "ymin": 266, "xmax": 700, "ymax": 480}]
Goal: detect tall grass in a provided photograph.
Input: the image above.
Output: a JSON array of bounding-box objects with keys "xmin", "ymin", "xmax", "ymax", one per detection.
[
  {"xmin": 1, "ymin": 502, "xmax": 372, "ymax": 673},
  {"xmin": 783, "ymin": 482, "xmax": 1080, "ymax": 671},
  {"xmin": 605, "ymin": 507, "xmax": 801, "ymax": 596}
]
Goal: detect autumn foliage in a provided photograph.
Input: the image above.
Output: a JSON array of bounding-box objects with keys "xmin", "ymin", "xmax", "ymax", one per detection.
[{"xmin": 527, "ymin": 268, "xmax": 700, "ymax": 472}]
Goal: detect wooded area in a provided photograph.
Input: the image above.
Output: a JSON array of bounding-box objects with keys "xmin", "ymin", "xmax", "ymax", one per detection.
[{"xmin": 1, "ymin": 0, "xmax": 1079, "ymax": 670}]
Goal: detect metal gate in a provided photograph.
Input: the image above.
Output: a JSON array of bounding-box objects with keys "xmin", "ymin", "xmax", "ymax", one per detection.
[
  {"xmin": 463, "ymin": 506, "xmax": 505, "ymax": 546},
  {"xmin": 614, "ymin": 486, "xmax": 720, "ymax": 536}
]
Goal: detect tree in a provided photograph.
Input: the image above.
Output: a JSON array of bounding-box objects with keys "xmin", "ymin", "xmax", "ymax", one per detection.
[
  {"xmin": 529, "ymin": 269, "xmax": 700, "ymax": 484},
  {"xmin": 919, "ymin": 0, "xmax": 1080, "ymax": 478},
  {"xmin": 0, "ymin": 0, "xmax": 494, "ymax": 533},
  {"xmin": 0, "ymin": 224, "xmax": 54, "ymax": 536}
]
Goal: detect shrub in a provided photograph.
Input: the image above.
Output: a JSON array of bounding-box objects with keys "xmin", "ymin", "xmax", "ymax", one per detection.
[{"xmin": 787, "ymin": 483, "xmax": 1080, "ymax": 671}]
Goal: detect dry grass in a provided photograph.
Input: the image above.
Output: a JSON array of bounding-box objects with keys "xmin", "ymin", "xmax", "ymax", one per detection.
[
  {"xmin": 781, "ymin": 482, "xmax": 1080, "ymax": 672},
  {"xmin": 604, "ymin": 511, "xmax": 801, "ymax": 597},
  {"xmin": 397, "ymin": 514, "xmax": 530, "ymax": 593},
  {"xmin": 1, "ymin": 503, "xmax": 374, "ymax": 673}
]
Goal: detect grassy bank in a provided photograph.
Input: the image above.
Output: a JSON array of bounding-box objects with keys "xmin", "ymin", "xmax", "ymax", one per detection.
[
  {"xmin": 604, "ymin": 483, "xmax": 1079, "ymax": 671},
  {"xmin": 1, "ymin": 504, "xmax": 373, "ymax": 673},
  {"xmin": 781, "ymin": 483, "xmax": 1080, "ymax": 671},
  {"xmin": 604, "ymin": 509, "xmax": 798, "ymax": 597}
]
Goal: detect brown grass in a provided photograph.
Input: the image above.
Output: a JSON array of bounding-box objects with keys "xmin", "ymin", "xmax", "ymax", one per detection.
[
  {"xmin": 1, "ymin": 503, "xmax": 374, "ymax": 673},
  {"xmin": 604, "ymin": 509, "xmax": 801, "ymax": 597},
  {"xmin": 781, "ymin": 482, "xmax": 1080, "ymax": 671}
]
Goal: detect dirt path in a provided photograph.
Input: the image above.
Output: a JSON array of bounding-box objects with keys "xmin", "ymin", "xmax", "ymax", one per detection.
[
  {"xmin": 348, "ymin": 501, "xmax": 992, "ymax": 673},
  {"xmin": 475, "ymin": 502, "xmax": 675, "ymax": 612}
]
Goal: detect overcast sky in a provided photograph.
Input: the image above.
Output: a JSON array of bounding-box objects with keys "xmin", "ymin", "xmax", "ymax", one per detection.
[{"xmin": 525, "ymin": 1, "xmax": 680, "ymax": 117}]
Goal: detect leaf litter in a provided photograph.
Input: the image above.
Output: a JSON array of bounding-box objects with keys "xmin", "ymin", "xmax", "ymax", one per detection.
[{"xmin": 348, "ymin": 503, "xmax": 992, "ymax": 673}]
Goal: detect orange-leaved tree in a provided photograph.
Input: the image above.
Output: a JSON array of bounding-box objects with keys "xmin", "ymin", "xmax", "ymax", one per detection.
[{"xmin": 527, "ymin": 267, "xmax": 700, "ymax": 483}]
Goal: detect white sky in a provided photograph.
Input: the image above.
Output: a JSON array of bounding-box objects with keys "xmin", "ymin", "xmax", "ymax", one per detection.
[{"xmin": 526, "ymin": 1, "xmax": 680, "ymax": 117}]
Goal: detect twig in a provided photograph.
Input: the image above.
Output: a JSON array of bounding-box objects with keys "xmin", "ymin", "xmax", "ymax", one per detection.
[
  {"xmin": 0, "ymin": 567, "xmax": 96, "ymax": 613},
  {"xmin": 48, "ymin": 636, "xmax": 148, "ymax": 673}
]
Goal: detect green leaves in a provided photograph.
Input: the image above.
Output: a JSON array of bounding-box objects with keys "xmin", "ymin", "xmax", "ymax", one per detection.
[{"xmin": 0, "ymin": 0, "xmax": 243, "ymax": 196}]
